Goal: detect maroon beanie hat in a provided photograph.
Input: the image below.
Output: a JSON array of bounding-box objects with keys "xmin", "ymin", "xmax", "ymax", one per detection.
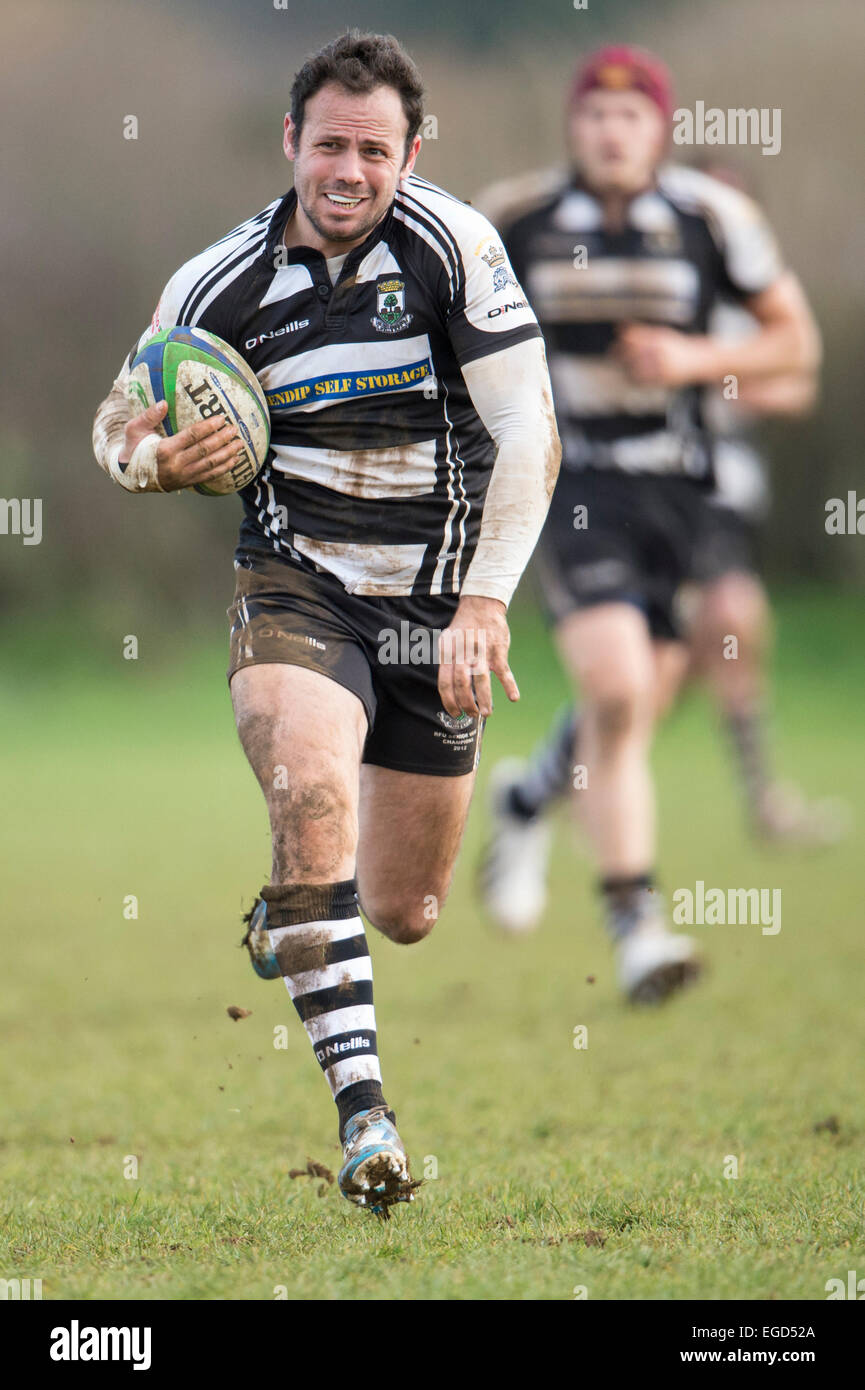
[{"xmin": 569, "ymin": 44, "xmax": 674, "ymax": 121}]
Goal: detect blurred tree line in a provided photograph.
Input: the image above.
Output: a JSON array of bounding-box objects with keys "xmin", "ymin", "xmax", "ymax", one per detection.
[{"xmin": 2, "ymin": 0, "xmax": 862, "ymax": 633}]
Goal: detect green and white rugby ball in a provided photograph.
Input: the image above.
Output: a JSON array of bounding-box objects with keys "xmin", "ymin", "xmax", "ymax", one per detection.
[{"xmin": 128, "ymin": 327, "xmax": 270, "ymax": 495}]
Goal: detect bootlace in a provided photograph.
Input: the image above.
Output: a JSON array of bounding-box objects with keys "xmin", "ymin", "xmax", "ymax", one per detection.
[{"xmin": 349, "ymin": 1105, "xmax": 390, "ymax": 1136}]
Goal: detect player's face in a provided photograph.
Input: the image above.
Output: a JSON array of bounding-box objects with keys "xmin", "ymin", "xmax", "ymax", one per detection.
[
  {"xmin": 285, "ymin": 83, "xmax": 420, "ymax": 251},
  {"xmin": 568, "ymin": 89, "xmax": 667, "ymax": 195}
]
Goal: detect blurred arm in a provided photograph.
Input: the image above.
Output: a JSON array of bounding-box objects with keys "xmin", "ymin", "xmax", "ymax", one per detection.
[
  {"xmin": 618, "ymin": 273, "xmax": 822, "ymax": 390},
  {"xmin": 735, "ymin": 369, "xmax": 819, "ymax": 416},
  {"xmin": 717, "ymin": 271, "xmax": 822, "ymax": 381}
]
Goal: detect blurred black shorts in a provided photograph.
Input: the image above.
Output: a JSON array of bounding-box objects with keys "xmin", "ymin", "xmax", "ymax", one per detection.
[
  {"xmin": 533, "ymin": 467, "xmax": 707, "ymax": 640},
  {"xmin": 226, "ymin": 548, "xmax": 483, "ymax": 777},
  {"xmin": 689, "ymin": 500, "xmax": 759, "ymax": 585}
]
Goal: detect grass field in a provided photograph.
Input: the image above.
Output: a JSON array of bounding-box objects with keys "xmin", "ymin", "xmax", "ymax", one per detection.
[{"xmin": 2, "ymin": 587, "xmax": 863, "ymax": 1301}]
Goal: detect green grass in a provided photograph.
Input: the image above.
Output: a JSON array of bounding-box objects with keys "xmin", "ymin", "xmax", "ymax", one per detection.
[{"xmin": 2, "ymin": 588, "xmax": 864, "ymax": 1300}]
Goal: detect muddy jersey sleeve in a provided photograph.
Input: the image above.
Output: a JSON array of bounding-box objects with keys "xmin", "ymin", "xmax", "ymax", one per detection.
[
  {"xmin": 92, "ymin": 352, "xmax": 165, "ymax": 492},
  {"xmin": 91, "ymin": 252, "xmax": 237, "ymax": 492},
  {"xmin": 459, "ymin": 337, "xmax": 561, "ymax": 607}
]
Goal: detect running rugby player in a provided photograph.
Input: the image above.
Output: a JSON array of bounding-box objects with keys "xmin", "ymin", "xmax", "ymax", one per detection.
[
  {"xmin": 92, "ymin": 32, "xmax": 560, "ymax": 1215},
  {"xmin": 478, "ymin": 296, "xmax": 838, "ymax": 943},
  {"xmin": 480, "ymin": 164, "xmax": 838, "ymax": 937},
  {"xmin": 475, "ymin": 46, "xmax": 819, "ymax": 999}
]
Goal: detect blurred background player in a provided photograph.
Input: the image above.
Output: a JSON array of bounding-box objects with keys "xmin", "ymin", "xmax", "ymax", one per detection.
[
  {"xmin": 475, "ymin": 47, "xmax": 822, "ymax": 999},
  {"xmin": 481, "ymin": 159, "xmax": 846, "ymax": 947}
]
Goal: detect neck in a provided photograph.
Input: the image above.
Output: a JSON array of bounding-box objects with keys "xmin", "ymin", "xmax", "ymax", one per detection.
[
  {"xmin": 599, "ymin": 190, "xmax": 632, "ymax": 233},
  {"xmin": 578, "ymin": 171, "xmax": 658, "ymax": 233}
]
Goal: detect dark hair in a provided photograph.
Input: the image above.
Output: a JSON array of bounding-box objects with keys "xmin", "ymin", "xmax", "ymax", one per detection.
[{"xmin": 290, "ymin": 30, "xmax": 425, "ymax": 164}]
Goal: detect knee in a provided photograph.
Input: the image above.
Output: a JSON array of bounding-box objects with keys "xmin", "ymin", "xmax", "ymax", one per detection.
[
  {"xmin": 591, "ymin": 682, "xmax": 653, "ymax": 747},
  {"xmin": 361, "ymin": 888, "xmax": 443, "ymax": 945},
  {"xmin": 703, "ymin": 576, "xmax": 767, "ymax": 648}
]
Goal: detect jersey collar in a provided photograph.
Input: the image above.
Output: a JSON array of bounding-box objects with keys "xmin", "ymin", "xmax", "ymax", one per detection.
[{"xmin": 263, "ymin": 187, "xmax": 396, "ymax": 281}]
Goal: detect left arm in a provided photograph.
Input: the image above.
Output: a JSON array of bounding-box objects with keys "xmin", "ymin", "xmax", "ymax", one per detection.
[
  {"xmin": 618, "ymin": 271, "xmax": 822, "ymax": 388},
  {"xmin": 437, "ymin": 336, "xmax": 561, "ymax": 719},
  {"xmin": 735, "ymin": 369, "xmax": 819, "ymax": 416}
]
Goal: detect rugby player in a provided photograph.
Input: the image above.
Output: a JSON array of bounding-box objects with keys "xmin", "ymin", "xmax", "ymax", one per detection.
[
  {"xmin": 475, "ymin": 47, "xmax": 820, "ymax": 999},
  {"xmin": 92, "ymin": 32, "xmax": 560, "ymax": 1215}
]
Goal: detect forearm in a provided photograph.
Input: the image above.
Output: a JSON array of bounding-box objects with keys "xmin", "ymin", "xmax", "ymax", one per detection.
[
  {"xmin": 92, "ymin": 359, "xmax": 163, "ymax": 493},
  {"xmin": 736, "ymin": 371, "xmax": 819, "ymax": 417},
  {"xmin": 459, "ymin": 339, "xmax": 561, "ymax": 607},
  {"xmin": 684, "ymin": 321, "xmax": 816, "ymax": 385},
  {"xmin": 687, "ymin": 273, "xmax": 821, "ymax": 387}
]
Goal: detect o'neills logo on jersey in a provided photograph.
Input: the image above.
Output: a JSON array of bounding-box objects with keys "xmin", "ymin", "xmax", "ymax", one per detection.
[
  {"xmin": 371, "ymin": 279, "xmax": 412, "ymax": 333},
  {"xmin": 246, "ymin": 320, "xmax": 309, "ymax": 349}
]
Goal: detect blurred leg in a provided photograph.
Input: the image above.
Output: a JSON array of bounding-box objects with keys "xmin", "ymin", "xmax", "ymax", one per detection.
[
  {"xmin": 652, "ymin": 637, "xmax": 691, "ymax": 721},
  {"xmin": 692, "ymin": 570, "xmax": 771, "ymax": 719},
  {"xmin": 555, "ymin": 602, "xmax": 658, "ymax": 876}
]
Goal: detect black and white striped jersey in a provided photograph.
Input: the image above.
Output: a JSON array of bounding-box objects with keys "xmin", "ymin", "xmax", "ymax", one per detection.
[
  {"xmin": 481, "ymin": 164, "xmax": 784, "ymax": 482},
  {"xmin": 131, "ymin": 175, "xmax": 541, "ymax": 597},
  {"xmin": 702, "ymin": 300, "xmax": 771, "ymax": 522}
]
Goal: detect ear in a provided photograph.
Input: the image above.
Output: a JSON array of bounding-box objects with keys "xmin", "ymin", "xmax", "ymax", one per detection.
[
  {"xmin": 399, "ymin": 133, "xmax": 423, "ymax": 183},
  {"xmin": 283, "ymin": 114, "xmax": 298, "ymax": 163}
]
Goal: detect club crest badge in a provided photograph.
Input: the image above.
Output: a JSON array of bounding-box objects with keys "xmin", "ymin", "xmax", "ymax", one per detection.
[
  {"xmin": 477, "ymin": 239, "xmax": 506, "ymax": 270},
  {"xmin": 644, "ymin": 226, "xmax": 682, "ymax": 254},
  {"xmin": 493, "ymin": 264, "xmax": 518, "ymax": 293},
  {"xmin": 476, "ymin": 239, "xmax": 517, "ymax": 293},
  {"xmin": 371, "ymin": 278, "xmax": 412, "ymax": 333},
  {"xmin": 437, "ymin": 710, "xmax": 475, "ymax": 733}
]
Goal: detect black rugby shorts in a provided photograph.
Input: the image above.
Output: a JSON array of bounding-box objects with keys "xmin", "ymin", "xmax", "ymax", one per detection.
[
  {"xmin": 533, "ymin": 467, "xmax": 707, "ymax": 640},
  {"xmin": 227, "ymin": 548, "xmax": 484, "ymax": 777}
]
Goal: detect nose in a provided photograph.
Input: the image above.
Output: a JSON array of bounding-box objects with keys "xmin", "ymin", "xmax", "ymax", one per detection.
[
  {"xmin": 600, "ymin": 118, "xmax": 628, "ymax": 147},
  {"xmin": 331, "ymin": 145, "xmax": 365, "ymax": 187}
]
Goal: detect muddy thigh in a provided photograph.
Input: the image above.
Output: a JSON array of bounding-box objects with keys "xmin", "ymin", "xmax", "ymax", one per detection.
[
  {"xmin": 356, "ymin": 765, "xmax": 478, "ymax": 943},
  {"xmin": 230, "ymin": 663, "xmax": 368, "ymax": 884}
]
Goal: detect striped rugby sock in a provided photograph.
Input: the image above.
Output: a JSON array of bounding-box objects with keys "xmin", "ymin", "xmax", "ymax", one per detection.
[
  {"xmin": 599, "ymin": 872, "xmax": 659, "ymax": 941},
  {"xmin": 723, "ymin": 706, "xmax": 772, "ymax": 821},
  {"xmin": 259, "ymin": 879, "xmax": 392, "ymax": 1141},
  {"xmin": 509, "ymin": 706, "xmax": 580, "ymax": 821}
]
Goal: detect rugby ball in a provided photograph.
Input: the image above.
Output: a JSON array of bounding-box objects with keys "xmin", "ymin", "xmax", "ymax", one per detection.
[{"xmin": 127, "ymin": 327, "xmax": 270, "ymax": 495}]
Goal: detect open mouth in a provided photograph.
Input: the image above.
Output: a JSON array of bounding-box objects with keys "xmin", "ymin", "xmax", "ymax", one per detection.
[{"xmin": 324, "ymin": 192, "xmax": 366, "ymax": 210}]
